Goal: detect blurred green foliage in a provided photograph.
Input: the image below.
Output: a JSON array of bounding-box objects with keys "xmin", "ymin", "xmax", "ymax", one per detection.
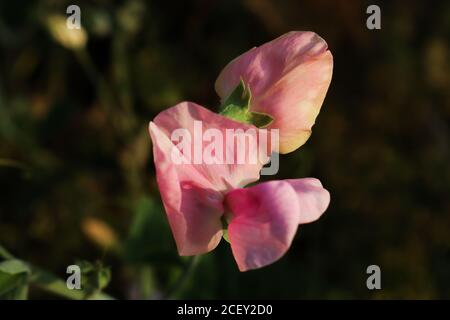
[
  {"xmin": 0, "ymin": 0, "xmax": 449, "ymax": 299},
  {"xmin": 0, "ymin": 259, "xmax": 30, "ymax": 299}
]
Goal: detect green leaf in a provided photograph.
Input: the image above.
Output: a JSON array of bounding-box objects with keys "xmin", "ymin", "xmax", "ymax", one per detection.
[
  {"xmin": 0, "ymin": 259, "xmax": 30, "ymax": 274},
  {"xmin": 30, "ymin": 266, "xmax": 114, "ymax": 300},
  {"xmin": 0, "ymin": 273, "xmax": 24, "ymax": 296},
  {"xmin": 0, "ymin": 275, "xmax": 28, "ymax": 299},
  {"xmin": 0, "ymin": 259, "xmax": 31, "ymax": 299},
  {"xmin": 97, "ymin": 268, "xmax": 111, "ymax": 290},
  {"xmin": 75, "ymin": 260, "xmax": 111, "ymax": 296}
]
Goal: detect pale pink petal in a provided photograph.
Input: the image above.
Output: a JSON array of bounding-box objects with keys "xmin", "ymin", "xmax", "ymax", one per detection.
[
  {"xmin": 149, "ymin": 121, "xmax": 223, "ymax": 255},
  {"xmin": 224, "ymin": 181, "xmax": 300, "ymax": 271},
  {"xmin": 286, "ymin": 178, "xmax": 330, "ymax": 224},
  {"xmin": 215, "ymin": 31, "xmax": 333, "ymax": 153},
  {"xmin": 149, "ymin": 102, "xmax": 269, "ymax": 255},
  {"xmin": 153, "ymin": 101, "xmax": 269, "ymax": 191}
]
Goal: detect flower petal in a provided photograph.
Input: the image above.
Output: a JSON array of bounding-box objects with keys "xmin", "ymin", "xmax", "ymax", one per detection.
[
  {"xmin": 224, "ymin": 178, "xmax": 330, "ymax": 271},
  {"xmin": 149, "ymin": 102, "xmax": 269, "ymax": 255},
  {"xmin": 286, "ymin": 178, "xmax": 330, "ymax": 224},
  {"xmin": 149, "ymin": 121, "xmax": 223, "ymax": 255},
  {"xmin": 215, "ymin": 31, "xmax": 333, "ymax": 153},
  {"xmin": 153, "ymin": 101, "xmax": 269, "ymax": 191},
  {"xmin": 224, "ymin": 180, "xmax": 300, "ymax": 271}
]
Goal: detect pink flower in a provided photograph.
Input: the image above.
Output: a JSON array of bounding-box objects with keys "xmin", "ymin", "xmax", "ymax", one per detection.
[
  {"xmin": 215, "ymin": 31, "xmax": 333, "ymax": 154},
  {"xmin": 225, "ymin": 179, "xmax": 330, "ymax": 271},
  {"xmin": 149, "ymin": 102, "xmax": 330, "ymax": 271},
  {"xmin": 149, "ymin": 101, "xmax": 268, "ymax": 256}
]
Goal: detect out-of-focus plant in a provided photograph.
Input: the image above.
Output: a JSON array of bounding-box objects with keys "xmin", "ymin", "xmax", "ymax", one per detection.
[{"xmin": 0, "ymin": 245, "xmax": 112, "ymax": 299}]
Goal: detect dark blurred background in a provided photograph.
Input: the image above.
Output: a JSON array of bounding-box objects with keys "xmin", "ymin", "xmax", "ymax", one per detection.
[{"xmin": 0, "ymin": 0, "xmax": 449, "ymax": 299}]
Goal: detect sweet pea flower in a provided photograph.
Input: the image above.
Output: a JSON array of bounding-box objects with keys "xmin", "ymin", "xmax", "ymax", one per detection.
[
  {"xmin": 149, "ymin": 102, "xmax": 330, "ymax": 271},
  {"xmin": 224, "ymin": 178, "xmax": 329, "ymax": 271},
  {"xmin": 215, "ymin": 31, "xmax": 333, "ymax": 154}
]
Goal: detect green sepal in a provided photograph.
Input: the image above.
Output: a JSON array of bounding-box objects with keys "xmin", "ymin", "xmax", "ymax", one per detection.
[
  {"xmin": 221, "ymin": 79, "xmax": 251, "ymax": 110},
  {"xmin": 220, "ymin": 79, "xmax": 273, "ymax": 128},
  {"xmin": 222, "ymin": 229, "xmax": 230, "ymax": 244},
  {"xmin": 249, "ymin": 111, "xmax": 273, "ymax": 128}
]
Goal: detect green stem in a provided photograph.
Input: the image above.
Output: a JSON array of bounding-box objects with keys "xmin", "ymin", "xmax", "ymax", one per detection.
[
  {"xmin": 74, "ymin": 49, "xmax": 116, "ymax": 115},
  {"xmin": 161, "ymin": 255, "xmax": 200, "ymax": 299},
  {"xmin": 74, "ymin": 48, "xmax": 132, "ymax": 144},
  {"xmin": 139, "ymin": 266, "xmax": 155, "ymax": 299}
]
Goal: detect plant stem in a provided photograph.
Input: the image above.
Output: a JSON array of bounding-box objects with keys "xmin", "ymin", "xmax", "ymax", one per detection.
[
  {"xmin": 161, "ymin": 255, "xmax": 200, "ymax": 299},
  {"xmin": 74, "ymin": 48, "xmax": 116, "ymax": 115},
  {"xmin": 139, "ymin": 266, "xmax": 155, "ymax": 299}
]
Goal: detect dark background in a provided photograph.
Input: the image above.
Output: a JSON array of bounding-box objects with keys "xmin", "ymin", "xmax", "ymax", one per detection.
[{"xmin": 0, "ymin": 0, "xmax": 449, "ymax": 299}]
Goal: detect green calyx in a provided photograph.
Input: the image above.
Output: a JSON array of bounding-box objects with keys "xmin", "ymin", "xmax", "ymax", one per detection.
[{"xmin": 219, "ymin": 79, "xmax": 273, "ymax": 128}]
